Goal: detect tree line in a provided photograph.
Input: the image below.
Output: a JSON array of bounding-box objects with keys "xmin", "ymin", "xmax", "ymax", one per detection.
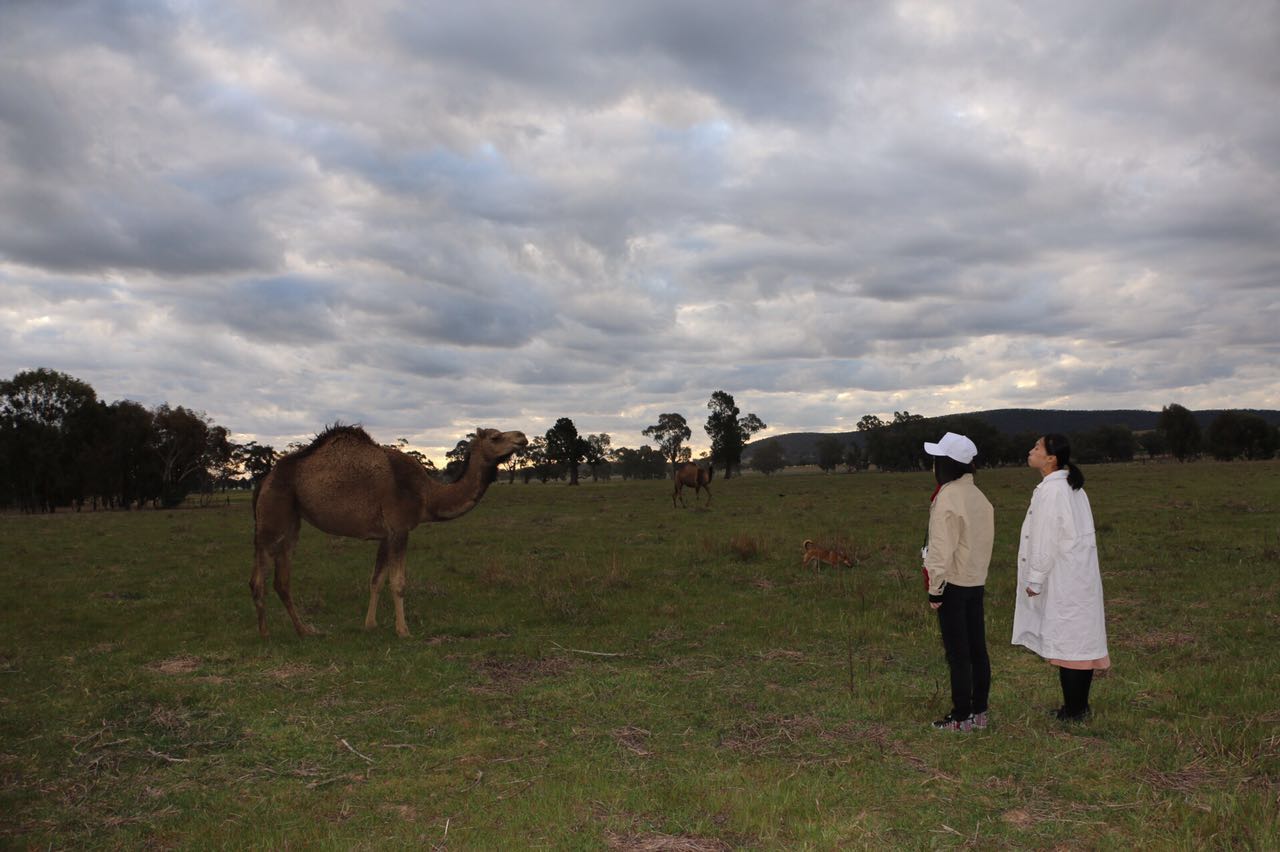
[
  {"xmin": 6, "ymin": 366, "xmax": 1270, "ymax": 510},
  {"xmin": 487, "ymin": 390, "xmax": 767, "ymax": 485},
  {"xmin": 0, "ymin": 368, "xmax": 276, "ymax": 512},
  {"xmin": 745, "ymin": 403, "xmax": 1278, "ymax": 474}
]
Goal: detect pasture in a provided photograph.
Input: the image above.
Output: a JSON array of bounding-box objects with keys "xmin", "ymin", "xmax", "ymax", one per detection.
[{"xmin": 1, "ymin": 461, "xmax": 1278, "ymax": 849}]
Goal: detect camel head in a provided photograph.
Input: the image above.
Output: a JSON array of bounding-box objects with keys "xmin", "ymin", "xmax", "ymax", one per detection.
[{"xmin": 471, "ymin": 427, "xmax": 528, "ymax": 465}]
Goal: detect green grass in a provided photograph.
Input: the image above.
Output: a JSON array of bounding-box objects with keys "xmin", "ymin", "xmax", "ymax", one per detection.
[{"xmin": 2, "ymin": 462, "xmax": 1278, "ymax": 849}]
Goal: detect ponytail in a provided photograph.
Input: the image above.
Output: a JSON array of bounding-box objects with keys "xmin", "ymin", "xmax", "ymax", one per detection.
[
  {"xmin": 1064, "ymin": 462, "xmax": 1085, "ymax": 490},
  {"xmin": 1043, "ymin": 433, "xmax": 1085, "ymax": 490}
]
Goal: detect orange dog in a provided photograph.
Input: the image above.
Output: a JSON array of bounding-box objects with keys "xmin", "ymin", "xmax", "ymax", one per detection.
[{"xmin": 802, "ymin": 539, "xmax": 854, "ymax": 571}]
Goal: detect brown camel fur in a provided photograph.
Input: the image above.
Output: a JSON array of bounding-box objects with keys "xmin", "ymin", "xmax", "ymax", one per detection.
[
  {"xmin": 672, "ymin": 461, "xmax": 714, "ymax": 508},
  {"xmin": 251, "ymin": 424, "xmax": 527, "ymax": 638}
]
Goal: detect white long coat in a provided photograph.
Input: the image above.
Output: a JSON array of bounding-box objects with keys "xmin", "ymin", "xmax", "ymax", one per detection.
[{"xmin": 1012, "ymin": 470, "xmax": 1109, "ymax": 661}]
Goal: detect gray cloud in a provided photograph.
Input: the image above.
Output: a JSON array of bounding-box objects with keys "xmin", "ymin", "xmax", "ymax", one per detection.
[{"xmin": 2, "ymin": 0, "xmax": 1277, "ymax": 459}]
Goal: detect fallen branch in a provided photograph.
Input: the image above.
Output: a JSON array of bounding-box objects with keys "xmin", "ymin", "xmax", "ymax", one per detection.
[
  {"xmin": 550, "ymin": 641, "xmax": 626, "ymax": 657},
  {"xmin": 338, "ymin": 737, "xmax": 375, "ymax": 764}
]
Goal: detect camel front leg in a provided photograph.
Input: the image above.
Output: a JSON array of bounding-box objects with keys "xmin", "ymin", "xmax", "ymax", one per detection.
[
  {"xmin": 386, "ymin": 533, "xmax": 411, "ymax": 637},
  {"xmin": 365, "ymin": 539, "xmax": 392, "ymax": 630}
]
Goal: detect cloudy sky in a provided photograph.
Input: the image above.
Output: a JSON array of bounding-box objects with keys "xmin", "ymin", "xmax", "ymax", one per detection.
[{"xmin": 2, "ymin": 1, "xmax": 1277, "ymax": 461}]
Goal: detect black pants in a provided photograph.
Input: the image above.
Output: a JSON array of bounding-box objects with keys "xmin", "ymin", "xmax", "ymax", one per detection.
[{"xmin": 936, "ymin": 583, "xmax": 990, "ymax": 719}]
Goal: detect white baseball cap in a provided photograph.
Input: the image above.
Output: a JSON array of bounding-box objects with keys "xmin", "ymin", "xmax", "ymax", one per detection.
[{"xmin": 923, "ymin": 432, "xmax": 978, "ymax": 464}]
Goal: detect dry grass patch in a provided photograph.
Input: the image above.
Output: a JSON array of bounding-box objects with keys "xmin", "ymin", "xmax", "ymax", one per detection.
[
  {"xmin": 718, "ymin": 714, "xmax": 824, "ymax": 755},
  {"xmin": 1131, "ymin": 630, "xmax": 1198, "ymax": 651},
  {"xmin": 758, "ymin": 648, "xmax": 804, "ymax": 661},
  {"xmin": 1141, "ymin": 756, "xmax": 1237, "ymax": 797},
  {"xmin": 604, "ymin": 830, "xmax": 732, "ymax": 851},
  {"xmin": 726, "ymin": 534, "xmax": 761, "ymax": 562},
  {"xmin": 612, "ymin": 726, "xmax": 654, "ymax": 757}
]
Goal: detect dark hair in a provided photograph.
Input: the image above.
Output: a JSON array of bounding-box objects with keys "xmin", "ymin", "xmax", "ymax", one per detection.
[
  {"xmin": 933, "ymin": 454, "xmax": 975, "ymax": 486},
  {"xmin": 1042, "ymin": 433, "xmax": 1085, "ymax": 490}
]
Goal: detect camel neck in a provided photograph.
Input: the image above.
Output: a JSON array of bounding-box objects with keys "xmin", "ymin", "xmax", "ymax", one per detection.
[{"xmin": 431, "ymin": 462, "xmax": 493, "ymax": 520}]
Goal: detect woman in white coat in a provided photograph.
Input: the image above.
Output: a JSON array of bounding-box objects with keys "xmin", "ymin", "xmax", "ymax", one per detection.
[{"xmin": 1012, "ymin": 434, "xmax": 1110, "ymax": 721}]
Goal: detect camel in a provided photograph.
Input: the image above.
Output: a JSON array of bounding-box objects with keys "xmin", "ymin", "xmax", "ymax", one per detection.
[
  {"xmin": 672, "ymin": 461, "xmax": 714, "ymax": 508},
  {"xmin": 251, "ymin": 424, "xmax": 527, "ymax": 638}
]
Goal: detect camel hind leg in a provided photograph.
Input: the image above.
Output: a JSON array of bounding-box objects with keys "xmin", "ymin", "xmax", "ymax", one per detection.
[
  {"xmin": 250, "ymin": 544, "xmax": 271, "ymax": 638},
  {"xmin": 365, "ymin": 538, "xmax": 393, "ymax": 630},
  {"xmin": 271, "ymin": 543, "xmax": 317, "ymax": 637}
]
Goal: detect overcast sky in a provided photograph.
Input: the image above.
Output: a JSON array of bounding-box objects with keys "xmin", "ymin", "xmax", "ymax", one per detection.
[{"xmin": 2, "ymin": 1, "xmax": 1277, "ymax": 461}]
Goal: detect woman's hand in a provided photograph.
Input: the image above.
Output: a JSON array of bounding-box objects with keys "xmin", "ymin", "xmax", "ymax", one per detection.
[
  {"xmin": 1025, "ymin": 586, "xmax": 1040, "ymax": 597},
  {"xmin": 930, "ymin": 601, "xmax": 942, "ymax": 610}
]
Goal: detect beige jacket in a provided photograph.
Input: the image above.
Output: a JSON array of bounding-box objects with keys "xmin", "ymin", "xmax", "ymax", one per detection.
[{"xmin": 924, "ymin": 474, "xmax": 994, "ymax": 595}]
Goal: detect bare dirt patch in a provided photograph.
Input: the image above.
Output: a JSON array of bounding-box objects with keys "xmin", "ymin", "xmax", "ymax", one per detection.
[
  {"xmin": 465, "ymin": 655, "xmax": 574, "ymax": 695},
  {"xmin": 149, "ymin": 655, "xmax": 202, "ymax": 676},
  {"xmin": 1001, "ymin": 808, "xmax": 1037, "ymax": 829},
  {"xmin": 264, "ymin": 662, "xmax": 321, "ymax": 681}
]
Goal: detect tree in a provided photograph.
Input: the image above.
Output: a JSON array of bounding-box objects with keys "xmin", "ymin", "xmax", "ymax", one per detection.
[
  {"xmin": 857, "ymin": 410, "xmax": 929, "ymax": 471},
  {"xmin": 545, "ymin": 417, "xmax": 586, "ymax": 485},
  {"xmin": 1137, "ymin": 430, "xmax": 1167, "ymax": 459},
  {"xmin": 704, "ymin": 391, "xmax": 768, "ymax": 479},
  {"xmin": 236, "ymin": 441, "xmax": 278, "ymax": 483},
  {"xmin": 815, "ymin": 435, "xmax": 846, "ymax": 472},
  {"xmin": 1207, "ymin": 411, "xmax": 1277, "ymax": 460},
  {"xmin": 843, "ymin": 443, "xmax": 864, "ymax": 472},
  {"xmin": 857, "ymin": 414, "xmax": 885, "ymax": 432},
  {"xmin": 386, "ymin": 438, "xmax": 436, "ymax": 473},
  {"xmin": 751, "ymin": 440, "xmax": 786, "ymax": 475},
  {"xmin": 0, "ymin": 368, "xmax": 98, "ymax": 512},
  {"xmin": 526, "ymin": 435, "xmax": 551, "ymax": 483},
  {"xmin": 643, "ymin": 413, "xmax": 692, "ymax": 472},
  {"xmin": 503, "ymin": 442, "xmax": 527, "ymax": 483},
  {"xmin": 584, "ymin": 433, "xmax": 612, "ymax": 481},
  {"xmin": 152, "ymin": 405, "xmax": 214, "ymax": 507},
  {"xmin": 444, "ymin": 434, "xmax": 475, "ymax": 481},
  {"xmin": 611, "ymin": 445, "xmax": 668, "ymax": 480},
  {"xmin": 105, "ymin": 399, "xmax": 159, "ymax": 509},
  {"xmin": 1158, "ymin": 403, "xmax": 1201, "ymax": 461},
  {"xmin": 1072, "ymin": 424, "xmax": 1136, "ymax": 464}
]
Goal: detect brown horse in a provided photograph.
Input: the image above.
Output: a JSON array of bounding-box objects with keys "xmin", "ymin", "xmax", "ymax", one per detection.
[{"xmin": 672, "ymin": 461, "xmax": 714, "ymax": 508}]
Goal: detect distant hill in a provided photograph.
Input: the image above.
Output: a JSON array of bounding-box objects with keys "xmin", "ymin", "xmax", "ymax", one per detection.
[{"xmin": 744, "ymin": 408, "xmax": 1280, "ymax": 463}]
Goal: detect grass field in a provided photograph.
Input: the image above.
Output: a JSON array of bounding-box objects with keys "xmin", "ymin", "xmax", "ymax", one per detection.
[{"xmin": 2, "ymin": 461, "xmax": 1278, "ymax": 849}]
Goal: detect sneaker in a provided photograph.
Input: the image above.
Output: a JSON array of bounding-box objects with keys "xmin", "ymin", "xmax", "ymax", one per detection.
[
  {"xmin": 931, "ymin": 712, "xmax": 974, "ymax": 732},
  {"xmin": 971, "ymin": 710, "xmax": 989, "ymax": 730}
]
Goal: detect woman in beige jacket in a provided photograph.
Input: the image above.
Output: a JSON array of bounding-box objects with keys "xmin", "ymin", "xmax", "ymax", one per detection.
[{"xmin": 922, "ymin": 432, "xmax": 995, "ymax": 732}]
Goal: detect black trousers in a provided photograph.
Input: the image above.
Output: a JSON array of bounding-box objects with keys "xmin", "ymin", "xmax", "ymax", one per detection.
[{"xmin": 936, "ymin": 583, "xmax": 990, "ymax": 719}]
